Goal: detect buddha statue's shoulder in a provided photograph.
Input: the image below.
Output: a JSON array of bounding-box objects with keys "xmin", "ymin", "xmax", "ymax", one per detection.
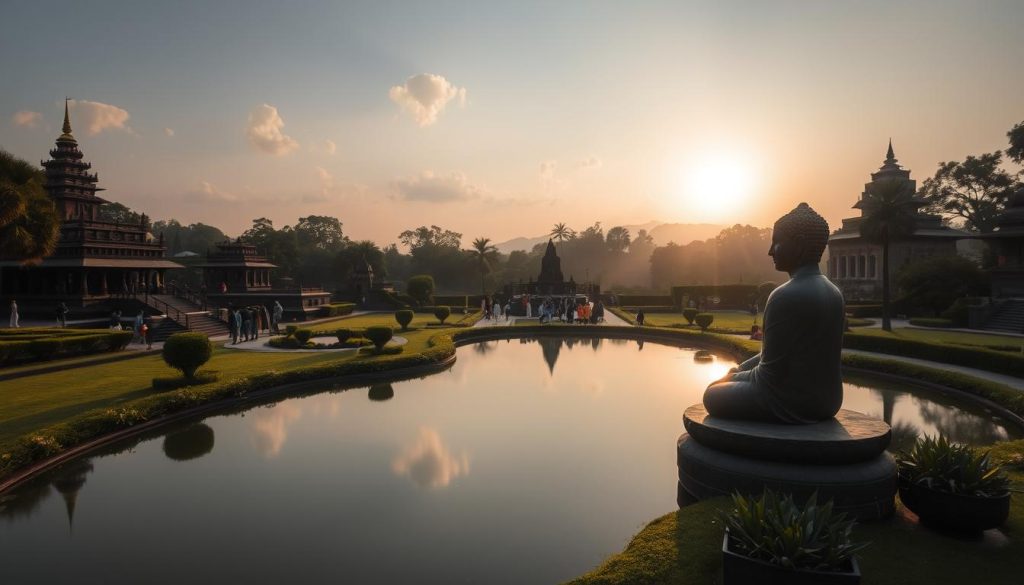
[{"xmin": 768, "ymin": 271, "xmax": 842, "ymax": 307}]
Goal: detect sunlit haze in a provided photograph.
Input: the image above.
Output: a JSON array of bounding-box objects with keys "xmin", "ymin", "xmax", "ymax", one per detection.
[{"xmin": 3, "ymin": 0, "xmax": 1023, "ymax": 243}]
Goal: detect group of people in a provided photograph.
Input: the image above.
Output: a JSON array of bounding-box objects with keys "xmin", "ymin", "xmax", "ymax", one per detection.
[
  {"xmin": 481, "ymin": 297, "xmax": 503, "ymax": 320},
  {"xmin": 535, "ymin": 297, "xmax": 605, "ymax": 324},
  {"xmin": 228, "ymin": 301, "xmax": 284, "ymax": 344}
]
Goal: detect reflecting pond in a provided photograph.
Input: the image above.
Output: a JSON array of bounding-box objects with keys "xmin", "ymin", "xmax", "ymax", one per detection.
[{"xmin": 1, "ymin": 338, "xmax": 1020, "ymax": 584}]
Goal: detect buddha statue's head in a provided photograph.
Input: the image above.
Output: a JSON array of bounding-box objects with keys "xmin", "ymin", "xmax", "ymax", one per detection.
[{"xmin": 769, "ymin": 203, "xmax": 830, "ymax": 273}]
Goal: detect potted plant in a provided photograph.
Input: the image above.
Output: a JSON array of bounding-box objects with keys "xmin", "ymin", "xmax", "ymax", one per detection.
[
  {"xmin": 897, "ymin": 435, "xmax": 1011, "ymax": 532},
  {"xmin": 720, "ymin": 490, "xmax": 866, "ymax": 585}
]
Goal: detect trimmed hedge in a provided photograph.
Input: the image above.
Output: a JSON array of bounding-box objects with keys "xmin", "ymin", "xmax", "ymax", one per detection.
[
  {"xmin": 434, "ymin": 306, "xmax": 451, "ymax": 324},
  {"xmin": 622, "ymin": 305, "xmax": 675, "ymax": 313},
  {"xmin": 908, "ymin": 318, "xmax": 953, "ymax": 328},
  {"xmin": 365, "ymin": 326, "xmax": 394, "ymax": 350},
  {"xmin": 670, "ymin": 285, "xmax": 759, "ymax": 310},
  {"xmin": 0, "ymin": 329, "xmax": 133, "ymax": 367},
  {"xmin": 842, "ymin": 332, "xmax": 1024, "ymax": 378},
  {"xmin": 395, "ymin": 310, "xmax": 414, "ymax": 330},
  {"xmin": 682, "ymin": 308, "xmax": 698, "ymax": 325},
  {"xmin": 318, "ymin": 302, "xmax": 356, "ymax": 317},
  {"xmin": 294, "ymin": 329, "xmax": 314, "ymax": 344},
  {"xmin": 434, "ymin": 295, "xmax": 469, "ymax": 307},
  {"xmin": 162, "ymin": 333, "xmax": 213, "ymax": 379},
  {"xmin": 614, "ymin": 295, "xmax": 673, "ymax": 307},
  {"xmin": 695, "ymin": 313, "xmax": 714, "ymax": 332}
]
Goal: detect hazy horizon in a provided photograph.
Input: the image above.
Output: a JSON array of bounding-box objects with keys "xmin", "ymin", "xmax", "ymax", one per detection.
[{"xmin": 3, "ymin": 0, "xmax": 1022, "ymax": 246}]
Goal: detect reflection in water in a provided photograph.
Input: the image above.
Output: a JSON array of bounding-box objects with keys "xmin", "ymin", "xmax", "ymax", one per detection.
[
  {"xmin": 368, "ymin": 383, "xmax": 395, "ymax": 402},
  {"xmin": 392, "ymin": 427, "xmax": 470, "ymax": 488},
  {"xmin": 889, "ymin": 421, "xmax": 921, "ymax": 454},
  {"xmin": 0, "ymin": 477, "xmax": 51, "ymax": 521},
  {"xmin": 537, "ymin": 337, "xmax": 562, "ymax": 375},
  {"xmin": 162, "ymin": 424, "xmax": 215, "ymax": 462},
  {"xmin": 916, "ymin": 400, "xmax": 1010, "ymax": 446},
  {"xmin": 51, "ymin": 459, "xmax": 94, "ymax": 532},
  {"xmin": 250, "ymin": 402, "xmax": 302, "ymax": 458}
]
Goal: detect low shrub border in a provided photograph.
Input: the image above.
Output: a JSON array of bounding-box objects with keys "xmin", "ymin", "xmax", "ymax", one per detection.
[
  {"xmin": 4, "ymin": 321, "xmax": 1023, "ymax": 496},
  {"xmin": 907, "ymin": 318, "xmax": 953, "ymax": 328},
  {"xmin": 0, "ymin": 329, "xmax": 133, "ymax": 367},
  {"xmin": 842, "ymin": 331, "xmax": 1024, "ymax": 379},
  {"xmin": 318, "ymin": 303, "xmax": 356, "ymax": 317}
]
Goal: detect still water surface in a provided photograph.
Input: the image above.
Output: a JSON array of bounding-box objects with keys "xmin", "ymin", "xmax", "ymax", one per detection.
[{"xmin": 1, "ymin": 338, "xmax": 1019, "ymax": 584}]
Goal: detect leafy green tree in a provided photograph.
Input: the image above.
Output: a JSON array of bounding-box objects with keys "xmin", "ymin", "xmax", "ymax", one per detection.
[
  {"xmin": 335, "ymin": 240, "xmax": 386, "ymax": 284},
  {"xmin": 98, "ymin": 201, "xmax": 142, "ymax": 224},
  {"xmin": 605, "ymin": 226, "xmax": 631, "ymax": 253},
  {"xmin": 406, "ymin": 274, "xmax": 435, "ymax": 306},
  {"xmin": 295, "ymin": 215, "xmax": 346, "ymax": 251},
  {"xmin": 897, "ymin": 255, "xmax": 988, "ymax": 316},
  {"xmin": 859, "ymin": 179, "xmax": 921, "ymax": 331},
  {"xmin": 469, "ymin": 237, "xmax": 499, "ymax": 294},
  {"xmin": 1008, "ymin": 120, "xmax": 1024, "ymax": 165},
  {"xmin": 398, "ymin": 225, "xmax": 462, "ymax": 250},
  {"xmin": 0, "ymin": 150, "xmax": 60, "ymax": 262},
  {"xmin": 549, "ymin": 222, "xmax": 575, "ymax": 242},
  {"xmin": 919, "ymin": 152, "xmax": 1018, "ymax": 233}
]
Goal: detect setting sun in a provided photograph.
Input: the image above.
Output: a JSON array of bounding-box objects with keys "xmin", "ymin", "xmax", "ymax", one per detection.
[{"xmin": 681, "ymin": 155, "xmax": 757, "ymax": 220}]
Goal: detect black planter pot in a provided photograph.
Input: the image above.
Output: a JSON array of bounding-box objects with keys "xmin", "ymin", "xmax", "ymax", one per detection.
[
  {"xmin": 722, "ymin": 532, "xmax": 861, "ymax": 585},
  {"xmin": 898, "ymin": 480, "xmax": 1011, "ymax": 532}
]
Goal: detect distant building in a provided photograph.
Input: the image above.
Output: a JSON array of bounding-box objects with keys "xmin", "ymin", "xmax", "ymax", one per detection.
[
  {"xmin": 502, "ymin": 239, "xmax": 600, "ymax": 315},
  {"xmin": 826, "ymin": 142, "xmax": 967, "ymax": 301},
  {"xmin": 983, "ymin": 185, "xmax": 1024, "ymax": 299},
  {"xmin": 0, "ymin": 102, "xmax": 181, "ymax": 311}
]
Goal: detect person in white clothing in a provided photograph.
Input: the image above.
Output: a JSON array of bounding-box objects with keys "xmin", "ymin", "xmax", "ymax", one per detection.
[{"xmin": 9, "ymin": 300, "xmax": 19, "ymax": 328}]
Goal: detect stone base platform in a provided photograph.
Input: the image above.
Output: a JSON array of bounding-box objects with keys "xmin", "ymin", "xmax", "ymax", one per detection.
[{"xmin": 677, "ymin": 404, "xmax": 897, "ymax": 520}]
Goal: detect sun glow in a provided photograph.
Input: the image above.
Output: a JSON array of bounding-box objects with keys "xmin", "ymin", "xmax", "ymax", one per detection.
[{"xmin": 680, "ymin": 155, "xmax": 757, "ymax": 220}]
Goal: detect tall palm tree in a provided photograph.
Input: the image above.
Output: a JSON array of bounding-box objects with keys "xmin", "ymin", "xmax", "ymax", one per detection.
[
  {"xmin": 549, "ymin": 223, "xmax": 575, "ymax": 242},
  {"xmin": 0, "ymin": 150, "xmax": 60, "ymax": 263},
  {"xmin": 859, "ymin": 178, "xmax": 921, "ymax": 331},
  {"xmin": 470, "ymin": 237, "xmax": 499, "ymax": 294}
]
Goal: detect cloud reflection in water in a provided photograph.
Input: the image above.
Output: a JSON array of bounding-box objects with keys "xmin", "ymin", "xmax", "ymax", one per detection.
[{"xmin": 392, "ymin": 427, "xmax": 470, "ymax": 488}]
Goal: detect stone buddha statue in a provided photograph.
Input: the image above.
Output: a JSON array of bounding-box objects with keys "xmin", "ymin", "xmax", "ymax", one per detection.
[{"xmin": 702, "ymin": 203, "xmax": 845, "ymax": 424}]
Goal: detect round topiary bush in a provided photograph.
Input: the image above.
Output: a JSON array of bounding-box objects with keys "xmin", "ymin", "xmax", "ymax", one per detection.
[
  {"xmin": 406, "ymin": 274, "xmax": 435, "ymax": 306},
  {"xmin": 682, "ymin": 308, "xmax": 698, "ymax": 325},
  {"xmin": 285, "ymin": 325, "xmax": 298, "ymax": 335},
  {"xmin": 162, "ymin": 332, "xmax": 212, "ymax": 379},
  {"xmin": 695, "ymin": 313, "xmax": 714, "ymax": 332},
  {"xmin": 395, "ymin": 309, "xmax": 414, "ymax": 330},
  {"xmin": 434, "ymin": 305, "xmax": 451, "ymax": 324},
  {"xmin": 364, "ymin": 325, "xmax": 393, "ymax": 351},
  {"xmin": 335, "ymin": 328, "xmax": 354, "ymax": 343},
  {"xmin": 294, "ymin": 329, "xmax": 313, "ymax": 343}
]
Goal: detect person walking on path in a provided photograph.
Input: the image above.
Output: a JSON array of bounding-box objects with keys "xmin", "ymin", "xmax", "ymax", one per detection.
[
  {"xmin": 230, "ymin": 308, "xmax": 241, "ymax": 344},
  {"xmin": 143, "ymin": 318, "xmax": 153, "ymax": 350},
  {"xmin": 133, "ymin": 311, "xmax": 145, "ymax": 343},
  {"xmin": 56, "ymin": 302, "xmax": 69, "ymax": 328},
  {"xmin": 636, "ymin": 309, "xmax": 646, "ymax": 326},
  {"xmin": 9, "ymin": 300, "xmax": 19, "ymax": 328},
  {"xmin": 272, "ymin": 301, "xmax": 284, "ymax": 334}
]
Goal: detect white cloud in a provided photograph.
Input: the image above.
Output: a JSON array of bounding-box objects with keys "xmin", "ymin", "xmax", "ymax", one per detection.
[
  {"xmin": 187, "ymin": 180, "xmax": 238, "ymax": 203},
  {"xmin": 324, "ymin": 139, "xmax": 337, "ymax": 155},
  {"xmin": 250, "ymin": 403, "xmax": 302, "ymax": 458},
  {"xmin": 246, "ymin": 103, "xmax": 299, "ymax": 155},
  {"xmin": 12, "ymin": 110, "xmax": 42, "ymax": 128},
  {"xmin": 577, "ymin": 156, "xmax": 602, "ymax": 169},
  {"xmin": 391, "ymin": 427, "xmax": 470, "ymax": 488},
  {"xmin": 392, "ymin": 170, "xmax": 483, "ymax": 202},
  {"xmin": 315, "ymin": 166, "xmax": 334, "ymax": 199},
  {"xmin": 164, "ymin": 127, "xmax": 175, "ymax": 137},
  {"xmin": 389, "ymin": 73, "xmax": 467, "ymax": 127},
  {"xmin": 69, "ymin": 100, "xmax": 131, "ymax": 135}
]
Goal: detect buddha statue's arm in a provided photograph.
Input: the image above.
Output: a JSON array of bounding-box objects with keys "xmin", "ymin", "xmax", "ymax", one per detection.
[{"xmin": 735, "ymin": 353, "xmax": 760, "ymax": 372}]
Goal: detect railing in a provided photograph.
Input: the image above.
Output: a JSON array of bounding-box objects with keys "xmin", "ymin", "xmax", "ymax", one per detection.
[
  {"xmin": 167, "ymin": 283, "xmax": 208, "ymax": 310},
  {"xmin": 147, "ymin": 295, "xmax": 191, "ymax": 329}
]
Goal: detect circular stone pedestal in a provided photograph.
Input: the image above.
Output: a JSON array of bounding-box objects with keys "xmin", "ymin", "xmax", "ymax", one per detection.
[{"xmin": 677, "ymin": 404, "xmax": 897, "ymax": 520}]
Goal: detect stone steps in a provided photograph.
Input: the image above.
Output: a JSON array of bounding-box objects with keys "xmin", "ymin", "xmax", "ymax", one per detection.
[{"xmin": 986, "ymin": 299, "xmax": 1024, "ymax": 333}]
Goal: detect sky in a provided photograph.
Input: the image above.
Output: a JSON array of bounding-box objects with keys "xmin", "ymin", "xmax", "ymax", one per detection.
[{"xmin": 2, "ymin": 0, "xmax": 1022, "ymax": 246}]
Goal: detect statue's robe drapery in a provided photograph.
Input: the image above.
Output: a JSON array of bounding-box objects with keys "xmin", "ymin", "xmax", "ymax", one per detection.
[{"xmin": 707, "ymin": 265, "xmax": 845, "ymax": 423}]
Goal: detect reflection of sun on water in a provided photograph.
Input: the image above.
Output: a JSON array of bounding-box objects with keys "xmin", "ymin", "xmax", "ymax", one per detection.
[{"xmin": 700, "ymin": 360, "xmax": 732, "ymax": 384}]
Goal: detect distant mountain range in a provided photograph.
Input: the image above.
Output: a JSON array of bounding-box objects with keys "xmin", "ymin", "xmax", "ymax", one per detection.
[{"xmin": 492, "ymin": 222, "xmax": 725, "ymax": 255}]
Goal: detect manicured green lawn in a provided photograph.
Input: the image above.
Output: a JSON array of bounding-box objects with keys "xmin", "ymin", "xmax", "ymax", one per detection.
[
  {"xmin": 568, "ymin": 441, "xmax": 1024, "ymax": 585},
  {"xmin": 628, "ymin": 310, "xmax": 759, "ymax": 333},
  {"xmin": 853, "ymin": 327, "xmax": 1024, "ymax": 351},
  {"xmin": 0, "ymin": 311, "xmax": 456, "ymax": 447},
  {"xmin": 311, "ymin": 310, "xmax": 478, "ymax": 331}
]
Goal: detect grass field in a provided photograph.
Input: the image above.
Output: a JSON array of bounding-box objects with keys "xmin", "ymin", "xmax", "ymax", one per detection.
[
  {"xmin": 853, "ymin": 327, "xmax": 1024, "ymax": 352},
  {"xmin": 0, "ymin": 313, "xmax": 458, "ymax": 446},
  {"xmin": 625, "ymin": 310, "xmax": 760, "ymax": 333}
]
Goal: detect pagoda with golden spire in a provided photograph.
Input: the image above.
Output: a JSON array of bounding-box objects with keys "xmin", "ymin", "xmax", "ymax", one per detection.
[{"xmin": 0, "ymin": 101, "xmax": 181, "ymax": 311}]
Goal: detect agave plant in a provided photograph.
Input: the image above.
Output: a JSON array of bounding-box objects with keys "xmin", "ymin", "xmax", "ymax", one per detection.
[
  {"xmin": 897, "ymin": 435, "xmax": 1010, "ymax": 497},
  {"xmin": 720, "ymin": 490, "xmax": 867, "ymax": 572}
]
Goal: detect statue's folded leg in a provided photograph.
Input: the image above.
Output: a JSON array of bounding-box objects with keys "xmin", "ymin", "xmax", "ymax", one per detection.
[{"xmin": 702, "ymin": 380, "xmax": 778, "ymax": 422}]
